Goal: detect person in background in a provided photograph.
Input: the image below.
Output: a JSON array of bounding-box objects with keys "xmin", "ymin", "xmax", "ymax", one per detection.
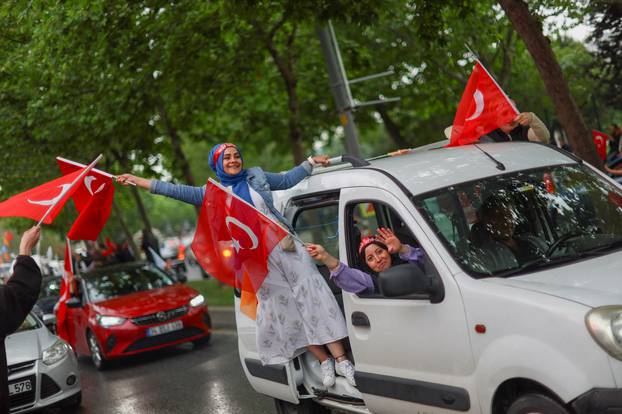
[
  {"xmin": 0, "ymin": 226, "xmax": 42, "ymax": 414},
  {"xmin": 481, "ymin": 112, "xmax": 550, "ymax": 143},
  {"xmin": 608, "ymin": 123, "xmax": 622, "ymax": 157}
]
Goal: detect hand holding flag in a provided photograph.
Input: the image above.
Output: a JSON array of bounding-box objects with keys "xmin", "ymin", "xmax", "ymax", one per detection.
[{"xmin": 448, "ymin": 61, "xmax": 519, "ymax": 146}]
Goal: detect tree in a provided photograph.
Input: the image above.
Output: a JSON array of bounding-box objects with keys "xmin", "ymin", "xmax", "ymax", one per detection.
[{"xmin": 497, "ymin": 0, "xmax": 601, "ymax": 166}]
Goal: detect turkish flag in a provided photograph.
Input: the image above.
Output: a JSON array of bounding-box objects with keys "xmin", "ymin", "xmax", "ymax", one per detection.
[
  {"xmin": 592, "ymin": 130, "xmax": 610, "ymax": 161},
  {"xmin": 0, "ymin": 168, "xmax": 85, "ymax": 224},
  {"xmin": 57, "ymin": 157, "xmax": 115, "ymax": 241},
  {"xmin": 191, "ymin": 179, "xmax": 288, "ymax": 294},
  {"xmin": 56, "ymin": 238, "xmax": 75, "ymax": 343},
  {"xmin": 448, "ymin": 61, "xmax": 519, "ymax": 146}
]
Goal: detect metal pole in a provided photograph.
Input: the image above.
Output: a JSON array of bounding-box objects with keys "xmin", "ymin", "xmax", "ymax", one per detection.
[{"xmin": 318, "ymin": 21, "xmax": 362, "ymax": 158}]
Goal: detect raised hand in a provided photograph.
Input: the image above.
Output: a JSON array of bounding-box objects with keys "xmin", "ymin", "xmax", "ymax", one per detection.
[
  {"xmin": 375, "ymin": 227, "xmax": 402, "ymax": 254},
  {"xmin": 19, "ymin": 226, "xmax": 41, "ymax": 256}
]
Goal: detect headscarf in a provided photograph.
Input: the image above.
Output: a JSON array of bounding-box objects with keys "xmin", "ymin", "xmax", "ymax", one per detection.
[{"xmin": 208, "ymin": 143, "xmax": 254, "ymax": 206}]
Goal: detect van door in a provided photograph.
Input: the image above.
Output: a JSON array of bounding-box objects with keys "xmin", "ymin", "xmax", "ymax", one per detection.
[
  {"xmin": 234, "ymin": 290, "xmax": 302, "ymax": 404},
  {"xmin": 339, "ymin": 187, "xmax": 478, "ymax": 414}
]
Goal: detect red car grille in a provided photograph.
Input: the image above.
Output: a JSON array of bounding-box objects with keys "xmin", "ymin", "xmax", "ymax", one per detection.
[{"xmin": 131, "ymin": 306, "xmax": 189, "ymax": 326}]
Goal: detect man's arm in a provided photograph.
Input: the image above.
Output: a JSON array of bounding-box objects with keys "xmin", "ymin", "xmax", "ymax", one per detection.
[
  {"xmin": 0, "ymin": 227, "xmax": 42, "ymax": 337},
  {"xmin": 521, "ymin": 112, "xmax": 550, "ymax": 143}
]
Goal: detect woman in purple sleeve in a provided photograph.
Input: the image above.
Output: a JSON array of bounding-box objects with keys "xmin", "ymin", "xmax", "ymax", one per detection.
[{"xmin": 307, "ymin": 228, "xmax": 425, "ymax": 294}]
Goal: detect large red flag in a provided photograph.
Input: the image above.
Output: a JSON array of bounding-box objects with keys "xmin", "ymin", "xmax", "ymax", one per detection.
[
  {"xmin": 191, "ymin": 179, "xmax": 288, "ymax": 293},
  {"xmin": 57, "ymin": 157, "xmax": 115, "ymax": 241},
  {"xmin": 592, "ymin": 130, "xmax": 610, "ymax": 161},
  {"xmin": 56, "ymin": 238, "xmax": 74, "ymax": 343},
  {"xmin": 448, "ymin": 61, "xmax": 519, "ymax": 147},
  {"xmin": 0, "ymin": 169, "xmax": 85, "ymax": 224}
]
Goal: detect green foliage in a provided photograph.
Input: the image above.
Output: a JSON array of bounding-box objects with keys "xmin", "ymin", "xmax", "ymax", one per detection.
[
  {"xmin": 0, "ymin": 0, "xmax": 614, "ymax": 253},
  {"xmin": 187, "ymin": 278, "xmax": 234, "ymax": 307}
]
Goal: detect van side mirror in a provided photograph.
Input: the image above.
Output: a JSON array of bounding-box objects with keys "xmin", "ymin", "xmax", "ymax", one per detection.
[
  {"xmin": 65, "ymin": 296, "xmax": 83, "ymax": 308},
  {"xmin": 378, "ymin": 263, "xmax": 444, "ymax": 303}
]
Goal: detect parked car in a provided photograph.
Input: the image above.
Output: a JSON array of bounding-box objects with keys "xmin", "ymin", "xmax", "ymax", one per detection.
[
  {"xmin": 6, "ymin": 312, "xmax": 81, "ymax": 413},
  {"xmin": 235, "ymin": 142, "xmax": 622, "ymax": 414},
  {"xmin": 65, "ymin": 261, "xmax": 211, "ymax": 369}
]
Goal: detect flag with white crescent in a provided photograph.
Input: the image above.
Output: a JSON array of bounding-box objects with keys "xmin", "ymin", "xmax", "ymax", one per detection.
[
  {"xmin": 448, "ymin": 61, "xmax": 519, "ymax": 147},
  {"xmin": 0, "ymin": 168, "xmax": 85, "ymax": 224},
  {"xmin": 191, "ymin": 179, "xmax": 288, "ymax": 319},
  {"xmin": 57, "ymin": 157, "xmax": 115, "ymax": 241}
]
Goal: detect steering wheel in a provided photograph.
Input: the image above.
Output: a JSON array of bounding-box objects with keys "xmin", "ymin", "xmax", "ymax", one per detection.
[{"xmin": 546, "ymin": 232, "xmax": 583, "ymax": 257}]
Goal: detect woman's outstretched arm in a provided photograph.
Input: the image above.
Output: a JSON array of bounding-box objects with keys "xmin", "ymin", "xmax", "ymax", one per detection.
[
  {"xmin": 117, "ymin": 174, "xmax": 205, "ymax": 206},
  {"xmin": 263, "ymin": 156, "xmax": 330, "ymax": 191}
]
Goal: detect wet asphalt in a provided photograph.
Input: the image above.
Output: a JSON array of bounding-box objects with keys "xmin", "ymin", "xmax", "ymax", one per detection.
[{"xmin": 38, "ymin": 330, "xmax": 275, "ymax": 414}]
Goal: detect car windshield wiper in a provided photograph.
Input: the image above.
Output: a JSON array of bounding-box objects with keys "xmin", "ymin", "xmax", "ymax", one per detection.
[
  {"xmin": 495, "ymin": 255, "xmax": 581, "ymax": 278},
  {"xmin": 577, "ymin": 238, "xmax": 622, "ymax": 257},
  {"xmin": 495, "ymin": 238, "xmax": 622, "ymax": 278}
]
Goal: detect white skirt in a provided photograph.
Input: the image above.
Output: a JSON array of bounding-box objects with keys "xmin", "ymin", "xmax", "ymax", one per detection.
[{"xmin": 255, "ymin": 239, "xmax": 348, "ymax": 365}]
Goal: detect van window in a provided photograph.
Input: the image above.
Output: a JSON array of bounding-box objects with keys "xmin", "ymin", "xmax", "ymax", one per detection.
[
  {"xmin": 346, "ymin": 201, "xmax": 430, "ymax": 293},
  {"xmin": 293, "ymin": 204, "xmax": 340, "ymax": 257},
  {"xmin": 415, "ymin": 164, "xmax": 622, "ymax": 278}
]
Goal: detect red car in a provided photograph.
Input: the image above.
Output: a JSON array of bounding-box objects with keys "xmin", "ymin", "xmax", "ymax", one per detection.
[{"xmin": 64, "ymin": 262, "xmax": 211, "ymax": 369}]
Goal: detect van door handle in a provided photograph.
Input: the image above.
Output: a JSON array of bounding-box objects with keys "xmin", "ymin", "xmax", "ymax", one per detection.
[{"xmin": 351, "ymin": 312, "xmax": 370, "ymax": 327}]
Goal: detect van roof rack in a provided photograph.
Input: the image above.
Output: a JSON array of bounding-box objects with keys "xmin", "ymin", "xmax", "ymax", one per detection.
[{"xmin": 326, "ymin": 154, "xmax": 371, "ymax": 167}]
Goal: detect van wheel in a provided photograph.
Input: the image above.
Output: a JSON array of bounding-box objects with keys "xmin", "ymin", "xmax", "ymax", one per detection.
[
  {"xmin": 507, "ymin": 393, "xmax": 569, "ymax": 414},
  {"xmin": 274, "ymin": 398, "xmax": 330, "ymax": 414}
]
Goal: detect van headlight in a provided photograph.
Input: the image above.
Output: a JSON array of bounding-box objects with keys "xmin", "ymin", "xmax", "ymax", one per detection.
[
  {"xmin": 586, "ymin": 306, "xmax": 622, "ymax": 360},
  {"xmin": 189, "ymin": 294, "xmax": 205, "ymax": 308},
  {"xmin": 42, "ymin": 340, "xmax": 69, "ymax": 366},
  {"xmin": 97, "ymin": 315, "xmax": 126, "ymax": 328}
]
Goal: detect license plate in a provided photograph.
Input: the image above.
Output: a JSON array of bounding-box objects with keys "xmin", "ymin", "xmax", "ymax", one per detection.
[
  {"xmin": 9, "ymin": 379, "xmax": 31, "ymax": 396},
  {"xmin": 147, "ymin": 320, "xmax": 183, "ymax": 337}
]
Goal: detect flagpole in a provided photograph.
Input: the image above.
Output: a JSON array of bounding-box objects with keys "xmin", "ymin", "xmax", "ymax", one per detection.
[
  {"xmin": 56, "ymin": 156, "xmax": 136, "ymax": 186},
  {"xmin": 37, "ymin": 154, "xmax": 103, "ymax": 227},
  {"xmin": 207, "ymin": 178, "xmax": 308, "ymax": 246},
  {"xmin": 464, "ymin": 43, "xmax": 519, "ymax": 115}
]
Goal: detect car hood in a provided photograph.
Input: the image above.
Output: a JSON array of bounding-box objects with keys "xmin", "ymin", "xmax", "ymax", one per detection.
[
  {"xmin": 6, "ymin": 328, "xmax": 56, "ymax": 366},
  {"xmin": 486, "ymin": 251, "xmax": 622, "ymax": 308},
  {"xmin": 91, "ymin": 284, "xmax": 199, "ymax": 318}
]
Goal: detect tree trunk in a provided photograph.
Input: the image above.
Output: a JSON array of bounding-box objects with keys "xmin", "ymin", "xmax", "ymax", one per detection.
[
  {"xmin": 112, "ymin": 200, "xmax": 140, "ymax": 259},
  {"xmin": 376, "ymin": 105, "xmax": 410, "ymax": 148},
  {"xmin": 265, "ymin": 22, "xmax": 305, "ymax": 164},
  {"xmin": 158, "ymin": 101, "xmax": 200, "ymax": 215},
  {"xmin": 111, "ymin": 149, "xmax": 153, "ymax": 232},
  {"xmin": 498, "ymin": 0, "xmax": 602, "ymax": 167},
  {"xmin": 498, "ymin": 28, "xmax": 515, "ymax": 88}
]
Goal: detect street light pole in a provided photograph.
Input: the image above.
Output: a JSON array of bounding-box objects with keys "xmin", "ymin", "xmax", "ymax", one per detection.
[{"xmin": 318, "ymin": 21, "xmax": 363, "ymax": 158}]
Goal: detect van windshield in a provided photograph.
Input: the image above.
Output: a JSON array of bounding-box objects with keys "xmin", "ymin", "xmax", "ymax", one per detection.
[{"xmin": 414, "ymin": 164, "xmax": 622, "ymax": 278}]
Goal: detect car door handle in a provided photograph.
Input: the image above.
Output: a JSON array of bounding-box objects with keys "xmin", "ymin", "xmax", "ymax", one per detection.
[{"xmin": 351, "ymin": 311, "xmax": 370, "ymax": 327}]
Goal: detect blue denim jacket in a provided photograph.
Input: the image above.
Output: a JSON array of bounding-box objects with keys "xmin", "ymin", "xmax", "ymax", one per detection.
[{"xmin": 149, "ymin": 161, "xmax": 312, "ymax": 232}]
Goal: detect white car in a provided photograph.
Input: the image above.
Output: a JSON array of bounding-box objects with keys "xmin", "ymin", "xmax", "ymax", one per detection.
[
  {"xmin": 7, "ymin": 312, "xmax": 81, "ymax": 413},
  {"xmin": 235, "ymin": 142, "xmax": 622, "ymax": 414}
]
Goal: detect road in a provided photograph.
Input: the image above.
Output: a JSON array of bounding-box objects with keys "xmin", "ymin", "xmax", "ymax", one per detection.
[{"xmin": 39, "ymin": 330, "xmax": 275, "ymax": 414}]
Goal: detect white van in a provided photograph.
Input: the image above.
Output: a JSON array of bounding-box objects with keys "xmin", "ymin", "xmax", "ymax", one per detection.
[{"xmin": 235, "ymin": 142, "xmax": 622, "ymax": 414}]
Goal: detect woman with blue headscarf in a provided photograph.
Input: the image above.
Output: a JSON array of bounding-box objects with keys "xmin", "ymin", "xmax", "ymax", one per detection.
[{"xmin": 118, "ymin": 143, "xmax": 356, "ymax": 387}]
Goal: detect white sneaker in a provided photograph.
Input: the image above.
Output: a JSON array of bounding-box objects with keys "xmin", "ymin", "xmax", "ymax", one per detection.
[
  {"xmin": 320, "ymin": 358, "xmax": 335, "ymax": 387},
  {"xmin": 335, "ymin": 359, "xmax": 356, "ymax": 386}
]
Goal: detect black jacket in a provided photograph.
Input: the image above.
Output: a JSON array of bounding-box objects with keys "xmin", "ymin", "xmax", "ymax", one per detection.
[{"xmin": 0, "ymin": 256, "xmax": 42, "ymax": 414}]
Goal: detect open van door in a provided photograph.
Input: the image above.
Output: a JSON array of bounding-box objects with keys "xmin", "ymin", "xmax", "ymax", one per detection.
[
  {"xmin": 339, "ymin": 186, "xmax": 479, "ymax": 414},
  {"xmin": 234, "ymin": 291, "xmax": 302, "ymax": 404}
]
